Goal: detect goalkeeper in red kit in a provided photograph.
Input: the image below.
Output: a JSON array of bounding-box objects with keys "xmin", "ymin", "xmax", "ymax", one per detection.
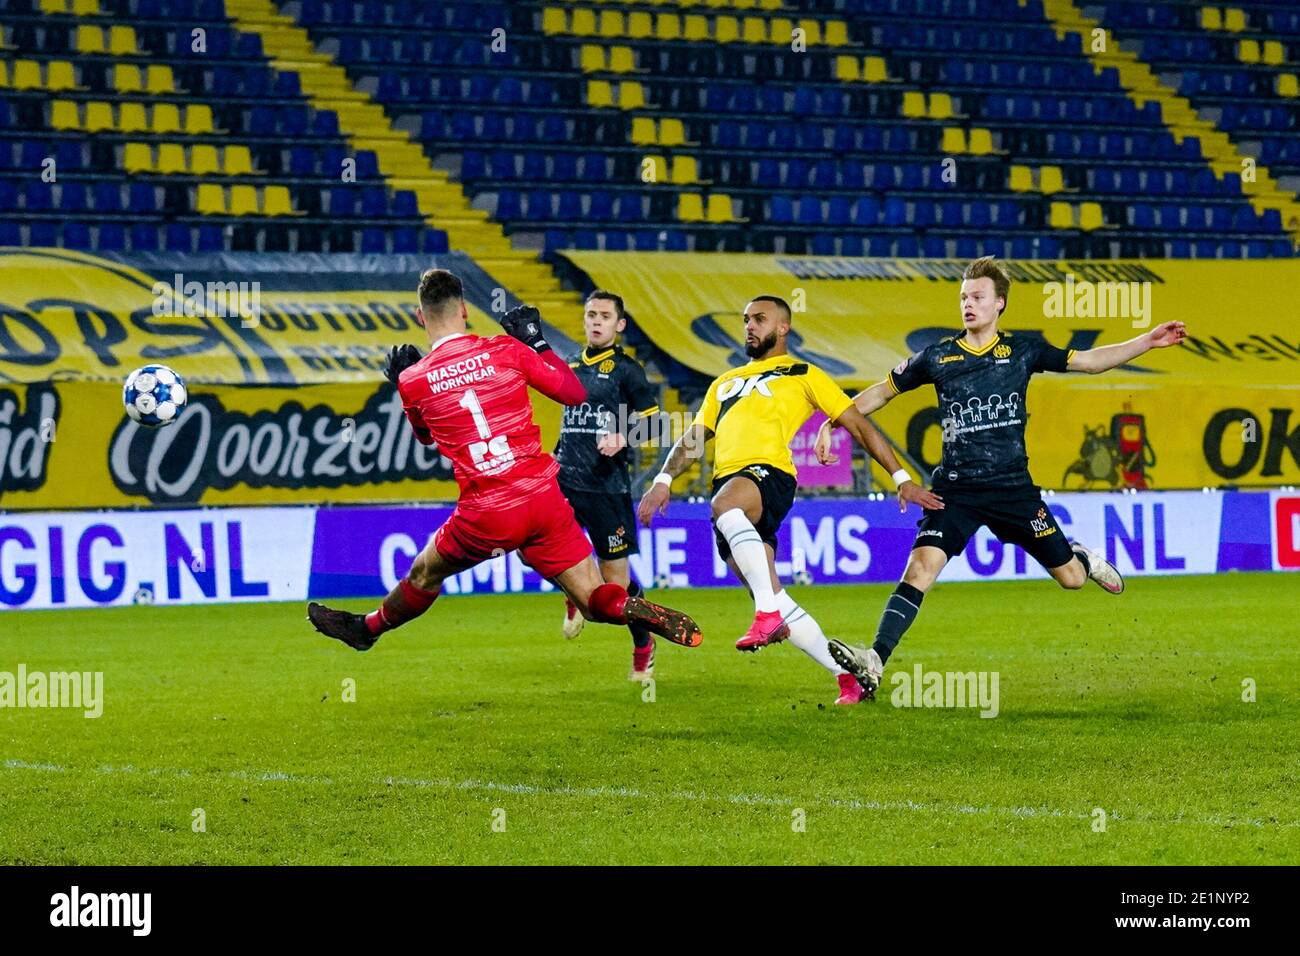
[{"xmin": 306, "ymin": 269, "xmax": 703, "ymax": 654}]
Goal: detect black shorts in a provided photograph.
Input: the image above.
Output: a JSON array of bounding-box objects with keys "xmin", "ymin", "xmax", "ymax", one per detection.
[
  {"xmin": 711, "ymin": 465, "xmax": 798, "ymax": 561},
  {"xmin": 913, "ymin": 486, "xmax": 1075, "ymax": 570},
  {"xmin": 560, "ymin": 484, "xmax": 638, "ymax": 562}
]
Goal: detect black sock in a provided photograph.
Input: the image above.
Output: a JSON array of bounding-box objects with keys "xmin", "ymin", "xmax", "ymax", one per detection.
[
  {"xmin": 1073, "ymin": 547, "xmax": 1091, "ymax": 575},
  {"xmin": 626, "ymin": 580, "xmax": 653, "ymax": 648},
  {"xmin": 871, "ymin": 582, "xmax": 925, "ymax": 665}
]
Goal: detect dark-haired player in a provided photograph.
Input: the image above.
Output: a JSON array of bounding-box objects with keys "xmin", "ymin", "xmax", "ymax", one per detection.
[
  {"xmin": 306, "ymin": 269, "xmax": 703, "ymax": 659},
  {"xmin": 554, "ymin": 290, "xmax": 663, "ymax": 680},
  {"xmin": 638, "ymin": 295, "xmax": 940, "ymax": 705},
  {"xmin": 815, "ymin": 257, "xmax": 1187, "ymax": 698}
]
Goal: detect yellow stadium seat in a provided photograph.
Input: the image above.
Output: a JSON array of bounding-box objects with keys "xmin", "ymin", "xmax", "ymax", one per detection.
[
  {"xmin": 542, "ymin": 8, "xmax": 566, "ymax": 34},
  {"xmin": 609, "ymin": 46, "xmax": 636, "ymax": 73},
  {"xmin": 619, "ymin": 81, "xmax": 646, "ymax": 109},
  {"xmin": 928, "ymin": 92, "xmax": 954, "ymax": 120},
  {"xmin": 835, "ymin": 56, "xmax": 860, "ymax": 82},
  {"xmin": 0, "ymin": 62, "xmax": 7, "ymax": 86},
  {"xmin": 655, "ymin": 13, "xmax": 682, "ymax": 41},
  {"xmin": 76, "ymin": 26, "xmax": 105, "ymax": 54},
  {"xmin": 1262, "ymin": 40, "xmax": 1285, "ymax": 66},
  {"xmin": 155, "ymin": 142, "xmax": 187, "ymax": 174},
  {"xmin": 262, "ymin": 185, "xmax": 296, "ymax": 216},
  {"xmin": 1278, "ymin": 73, "xmax": 1299, "ymax": 97},
  {"xmin": 824, "ymin": 20, "xmax": 848, "ymax": 46},
  {"xmin": 50, "ymin": 100, "xmax": 80, "ymax": 130},
  {"xmin": 586, "ymin": 80, "xmax": 613, "ymax": 107},
  {"xmin": 863, "ymin": 56, "xmax": 888, "ymax": 82},
  {"xmin": 229, "ymin": 184, "xmax": 259, "ymax": 216},
  {"xmin": 683, "ymin": 15, "xmax": 709, "ymax": 40},
  {"xmin": 1200, "ymin": 7, "xmax": 1221, "ymax": 30},
  {"xmin": 940, "ymin": 127, "xmax": 967, "ymax": 153},
  {"xmin": 1039, "ymin": 165, "xmax": 1064, "ymax": 194},
  {"xmin": 741, "ymin": 16, "xmax": 766, "ymax": 43},
  {"xmin": 189, "ymin": 144, "xmax": 219, "ymax": 175},
  {"xmin": 1223, "ymin": 8, "xmax": 1245, "ymax": 32},
  {"xmin": 47, "ymin": 61, "xmax": 78, "ymax": 91},
  {"xmin": 114, "ymin": 64, "xmax": 143, "ymax": 93},
  {"xmin": 145, "ymin": 64, "xmax": 174, "ymax": 93},
  {"xmin": 196, "ymin": 183, "xmax": 226, "ymax": 215},
  {"xmin": 901, "ymin": 91, "xmax": 926, "ymax": 118},
  {"xmin": 1237, "ymin": 39, "xmax": 1260, "ymax": 64},
  {"xmin": 223, "ymin": 145, "xmax": 254, "ymax": 176},
  {"xmin": 123, "ymin": 142, "xmax": 153, "ymax": 173},
  {"xmin": 715, "ymin": 16, "xmax": 739, "ymax": 43},
  {"xmin": 641, "ymin": 154, "xmax": 668, "ymax": 183},
  {"xmin": 798, "ymin": 19, "xmax": 822, "ymax": 46},
  {"xmin": 185, "ymin": 104, "xmax": 214, "ymax": 134},
  {"xmin": 1008, "ymin": 165, "xmax": 1034, "ymax": 192},
  {"xmin": 706, "ymin": 193, "xmax": 734, "ymax": 222},
  {"xmin": 659, "ymin": 117, "xmax": 687, "ymax": 146},
  {"xmin": 84, "ymin": 101, "xmax": 114, "ymax": 132},
  {"xmin": 1049, "ymin": 202, "xmax": 1074, "ymax": 229},
  {"xmin": 571, "ymin": 8, "xmax": 597, "ymax": 35},
  {"xmin": 40, "ymin": 0, "xmax": 69, "ymax": 12},
  {"xmin": 108, "ymin": 26, "xmax": 137, "ymax": 55},
  {"xmin": 152, "ymin": 102, "xmax": 181, "ymax": 134},
  {"xmin": 968, "ymin": 128, "xmax": 995, "ymax": 155},
  {"xmin": 72, "ymin": 0, "xmax": 99, "ymax": 12},
  {"xmin": 630, "ymin": 116, "xmax": 658, "ymax": 145},
  {"xmin": 598, "ymin": 10, "xmax": 624, "ymax": 37},
  {"xmin": 732, "ymin": 0, "xmax": 756, "ymax": 9},
  {"xmin": 758, "ymin": 0, "xmax": 781, "ymax": 8},
  {"xmin": 1079, "ymin": 202, "xmax": 1104, "ymax": 231},
  {"xmin": 769, "ymin": 18, "xmax": 794, "ymax": 44},
  {"xmin": 670, "ymin": 156, "xmax": 700, "ymax": 184},
  {"xmin": 677, "ymin": 193, "xmax": 705, "ymax": 222},
  {"xmin": 579, "ymin": 45, "xmax": 605, "ymax": 72},
  {"xmin": 118, "ymin": 101, "xmax": 147, "ymax": 132},
  {"xmin": 627, "ymin": 11, "xmax": 652, "ymax": 38},
  {"xmin": 12, "ymin": 60, "xmax": 42, "ymax": 91}
]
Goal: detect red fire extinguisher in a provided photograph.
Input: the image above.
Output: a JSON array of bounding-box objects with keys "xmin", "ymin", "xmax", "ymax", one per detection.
[{"xmin": 1111, "ymin": 409, "xmax": 1155, "ymax": 489}]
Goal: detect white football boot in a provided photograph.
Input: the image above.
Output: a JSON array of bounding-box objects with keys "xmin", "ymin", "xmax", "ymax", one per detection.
[
  {"xmin": 562, "ymin": 598, "xmax": 585, "ymax": 639},
  {"xmin": 827, "ymin": 640, "xmax": 884, "ymax": 701},
  {"xmin": 1071, "ymin": 541, "xmax": 1125, "ymax": 594}
]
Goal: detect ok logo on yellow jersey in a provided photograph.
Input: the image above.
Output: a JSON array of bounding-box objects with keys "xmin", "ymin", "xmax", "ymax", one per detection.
[{"xmin": 716, "ymin": 371, "xmax": 779, "ymax": 402}]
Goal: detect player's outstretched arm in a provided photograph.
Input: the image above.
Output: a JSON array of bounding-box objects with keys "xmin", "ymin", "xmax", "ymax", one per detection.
[
  {"xmin": 636, "ymin": 423, "xmax": 711, "ymax": 526},
  {"xmin": 1068, "ymin": 321, "xmax": 1187, "ymax": 374},
  {"xmin": 814, "ymin": 380, "xmax": 893, "ymax": 464},
  {"xmin": 834, "ymin": 406, "xmax": 944, "ymax": 513},
  {"xmin": 502, "ymin": 305, "xmax": 588, "ymax": 405}
]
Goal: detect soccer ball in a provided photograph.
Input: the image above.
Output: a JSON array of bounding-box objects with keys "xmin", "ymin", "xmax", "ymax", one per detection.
[
  {"xmin": 653, "ymin": 571, "xmax": 673, "ymax": 589},
  {"xmin": 123, "ymin": 364, "xmax": 188, "ymax": 427},
  {"xmin": 792, "ymin": 569, "xmax": 814, "ymax": 586}
]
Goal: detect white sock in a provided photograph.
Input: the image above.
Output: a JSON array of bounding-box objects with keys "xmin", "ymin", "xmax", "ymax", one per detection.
[
  {"xmin": 716, "ymin": 508, "xmax": 777, "ymax": 613},
  {"xmin": 776, "ymin": 589, "xmax": 845, "ymax": 675}
]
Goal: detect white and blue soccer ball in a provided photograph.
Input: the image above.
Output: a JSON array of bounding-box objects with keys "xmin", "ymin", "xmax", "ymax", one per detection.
[
  {"xmin": 123, "ymin": 364, "xmax": 188, "ymax": 427},
  {"xmin": 653, "ymin": 571, "xmax": 673, "ymax": 590},
  {"xmin": 792, "ymin": 569, "xmax": 814, "ymax": 586}
]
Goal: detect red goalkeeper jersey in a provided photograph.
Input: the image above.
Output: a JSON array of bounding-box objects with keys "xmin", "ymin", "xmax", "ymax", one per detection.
[{"xmin": 397, "ymin": 332, "xmax": 586, "ymax": 510}]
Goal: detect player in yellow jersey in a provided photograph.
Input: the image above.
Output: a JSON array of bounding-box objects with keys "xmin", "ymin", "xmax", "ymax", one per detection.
[{"xmin": 637, "ymin": 296, "xmax": 942, "ymax": 705}]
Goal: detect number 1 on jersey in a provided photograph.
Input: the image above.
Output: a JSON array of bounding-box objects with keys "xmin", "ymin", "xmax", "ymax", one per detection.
[{"xmin": 459, "ymin": 388, "xmax": 492, "ymax": 440}]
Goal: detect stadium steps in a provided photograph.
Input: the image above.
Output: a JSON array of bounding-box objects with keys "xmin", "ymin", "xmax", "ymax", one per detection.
[
  {"xmin": 1043, "ymin": 0, "xmax": 1300, "ymax": 239},
  {"xmin": 220, "ymin": 0, "xmax": 586, "ymax": 330}
]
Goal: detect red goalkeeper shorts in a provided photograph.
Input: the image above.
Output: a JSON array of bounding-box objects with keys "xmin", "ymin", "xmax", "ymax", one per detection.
[{"xmin": 433, "ymin": 479, "xmax": 594, "ymax": 580}]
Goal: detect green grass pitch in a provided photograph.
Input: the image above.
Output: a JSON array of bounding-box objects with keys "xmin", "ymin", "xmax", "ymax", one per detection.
[{"xmin": 2, "ymin": 573, "xmax": 1296, "ymax": 865}]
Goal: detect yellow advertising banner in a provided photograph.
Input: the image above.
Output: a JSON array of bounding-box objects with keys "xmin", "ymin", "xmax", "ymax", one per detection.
[
  {"xmin": 0, "ymin": 249, "xmax": 564, "ymax": 508},
  {"xmin": 563, "ymin": 253, "xmax": 1300, "ymax": 489}
]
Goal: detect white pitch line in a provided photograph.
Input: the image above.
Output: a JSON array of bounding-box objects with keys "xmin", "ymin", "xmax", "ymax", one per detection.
[{"xmin": 3, "ymin": 758, "xmax": 1295, "ymax": 830}]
